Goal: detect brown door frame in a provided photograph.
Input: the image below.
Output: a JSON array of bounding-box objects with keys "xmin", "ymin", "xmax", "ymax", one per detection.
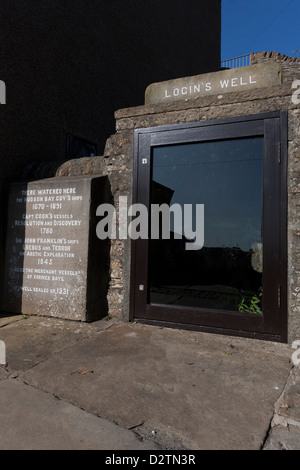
[{"xmin": 130, "ymin": 111, "xmax": 288, "ymax": 343}]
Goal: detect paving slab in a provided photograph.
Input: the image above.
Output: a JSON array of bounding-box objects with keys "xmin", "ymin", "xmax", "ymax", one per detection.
[
  {"xmin": 0, "ymin": 379, "xmax": 159, "ymax": 450},
  {"xmin": 0, "ymin": 314, "xmax": 292, "ymax": 450},
  {"xmin": 263, "ymin": 366, "xmax": 300, "ymax": 450},
  {"xmin": 263, "ymin": 425, "xmax": 300, "ymax": 450},
  {"xmin": 0, "ymin": 314, "xmax": 114, "ymax": 373},
  {"xmin": 275, "ymin": 367, "xmax": 300, "ymax": 423}
]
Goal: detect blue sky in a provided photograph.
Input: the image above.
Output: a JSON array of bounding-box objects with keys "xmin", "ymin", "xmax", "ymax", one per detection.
[{"xmin": 221, "ymin": 0, "xmax": 300, "ymax": 60}]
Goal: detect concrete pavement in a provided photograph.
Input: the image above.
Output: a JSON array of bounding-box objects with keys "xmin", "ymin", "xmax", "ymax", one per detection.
[{"xmin": 0, "ymin": 312, "xmax": 299, "ymax": 450}]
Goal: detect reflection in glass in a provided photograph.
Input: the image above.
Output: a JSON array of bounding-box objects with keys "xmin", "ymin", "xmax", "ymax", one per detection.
[{"xmin": 149, "ymin": 137, "xmax": 263, "ymax": 314}]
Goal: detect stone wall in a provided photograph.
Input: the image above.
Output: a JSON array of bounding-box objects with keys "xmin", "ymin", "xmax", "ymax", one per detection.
[
  {"xmin": 55, "ymin": 133, "xmax": 134, "ymax": 323},
  {"xmin": 26, "ymin": 53, "xmax": 300, "ymax": 342},
  {"xmin": 251, "ymin": 51, "xmax": 299, "ymax": 84}
]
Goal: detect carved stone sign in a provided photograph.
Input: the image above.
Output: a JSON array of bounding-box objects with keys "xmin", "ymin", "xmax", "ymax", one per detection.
[
  {"xmin": 1, "ymin": 176, "xmax": 110, "ymax": 321},
  {"xmin": 145, "ymin": 63, "xmax": 282, "ymax": 105}
]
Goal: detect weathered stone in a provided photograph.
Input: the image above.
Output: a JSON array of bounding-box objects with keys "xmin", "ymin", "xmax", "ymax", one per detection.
[
  {"xmin": 116, "ymin": 84, "xmax": 293, "ymax": 121},
  {"xmin": 276, "ymin": 368, "xmax": 300, "ymax": 423},
  {"xmin": 264, "ymin": 425, "xmax": 300, "ymax": 450},
  {"xmin": 251, "ymin": 243, "xmax": 263, "ymax": 273},
  {"xmin": 27, "ymin": 53, "xmax": 299, "ymax": 343},
  {"xmin": 116, "ymin": 94, "xmax": 293, "ymax": 131},
  {"xmin": 1, "ymin": 176, "xmax": 111, "ymax": 321},
  {"xmin": 55, "ymin": 156, "xmax": 108, "ymax": 178},
  {"xmin": 145, "ymin": 63, "xmax": 282, "ymax": 105}
]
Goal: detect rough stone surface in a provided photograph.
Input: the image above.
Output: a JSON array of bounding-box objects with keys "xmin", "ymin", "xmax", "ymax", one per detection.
[
  {"xmin": 263, "ymin": 366, "xmax": 300, "ymax": 450},
  {"xmin": 1, "ymin": 176, "xmax": 111, "ymax": 321},
  {"xmin": 0, "ymin": 314, "xmax": 294, "ymax": 450},
  {"xmin": 251, "ymin": 52, "xmax": 300, "ymax": 85},
  {"xmin": 263, "ymin": 424, "xmax": 300, "ymax": 450},
  {"xmin": 273, "ymin": 367, "xmax": 300, "ymax": 423},
  {"xmin": 25, "ymin": 54, "xmax": 300, "ymax": 344},
  {"xmin": 19, "ymin": 322, "xmax": 291, "ymax": 450},
  {"xmin": 145, "ymin": 62, "xmax": 282, "ymax": 105},
  {"xmin": 0, "ymin": 378, "xmax": 159, "ymax": 450}
]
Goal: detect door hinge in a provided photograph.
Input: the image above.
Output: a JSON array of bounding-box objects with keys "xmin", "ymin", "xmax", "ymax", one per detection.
[
  {"xmin": 278, "ymin": 284, "xmax": 281, "ymax": 308},
  {"xmin": 278, "ymin": 142, "xmax": 281, "ymax": 165}
]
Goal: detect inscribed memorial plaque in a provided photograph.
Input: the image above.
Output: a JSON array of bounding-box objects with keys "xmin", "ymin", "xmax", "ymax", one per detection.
[
  {"xmin": 145, "ymin": 63, "xmax": 282, "ymax": 105},
  {"xmin": 1, "ymin": 176, "xmax": 110, "ymax": 321}
]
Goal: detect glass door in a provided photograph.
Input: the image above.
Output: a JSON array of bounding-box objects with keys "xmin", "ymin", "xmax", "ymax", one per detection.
[
  {"xmin": 131, "ymin": 112, "xmax": 287, "ymax": 342},
  {"xmin": 149, "ymin": 137, "xmax": 263, "ymax": 314}
]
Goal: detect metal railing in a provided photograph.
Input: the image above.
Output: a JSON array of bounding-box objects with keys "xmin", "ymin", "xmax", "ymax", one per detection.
[{"xmin": 221, "ymin": 54, "xmax": 251, "ymax": 69}]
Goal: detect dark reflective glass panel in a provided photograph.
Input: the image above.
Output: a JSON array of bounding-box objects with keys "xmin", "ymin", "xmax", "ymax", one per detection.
[{"xmin": 149, "ymin": 137, "xmax": 263, "ymax": 314}]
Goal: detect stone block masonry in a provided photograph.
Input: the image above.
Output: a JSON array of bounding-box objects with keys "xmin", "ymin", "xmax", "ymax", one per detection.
[
  {"xmin": 55, "ymin": 135, "xmax": 134, "ymax": 323},
  {"xmin": 145, "ymin": 62, "xmax": 282, "ymax": 105},
  {"xmin": 251, "ymin": 51, "xmax": 299, "ymax": 85},
  {"xmin": 1, "ymin": 176, "xmax": 111, "ymax": 322},
  {"xmin": 7, "ymin": 52, "xmax": 299, "ymax": 343}
]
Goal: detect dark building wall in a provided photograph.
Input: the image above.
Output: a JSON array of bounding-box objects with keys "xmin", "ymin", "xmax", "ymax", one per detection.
[
  {"xmin": 0, "ymin": 0, "xmax": 221, "ymax": 179},
  {"xmin": 0, "ymin": 0, "xmax": 221, "ymax": 300}
]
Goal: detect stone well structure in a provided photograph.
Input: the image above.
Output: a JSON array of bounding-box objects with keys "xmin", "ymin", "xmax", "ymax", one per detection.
[{"xmin": 2, "ymin": 52, "xmax": 300, "ymax": 344}]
